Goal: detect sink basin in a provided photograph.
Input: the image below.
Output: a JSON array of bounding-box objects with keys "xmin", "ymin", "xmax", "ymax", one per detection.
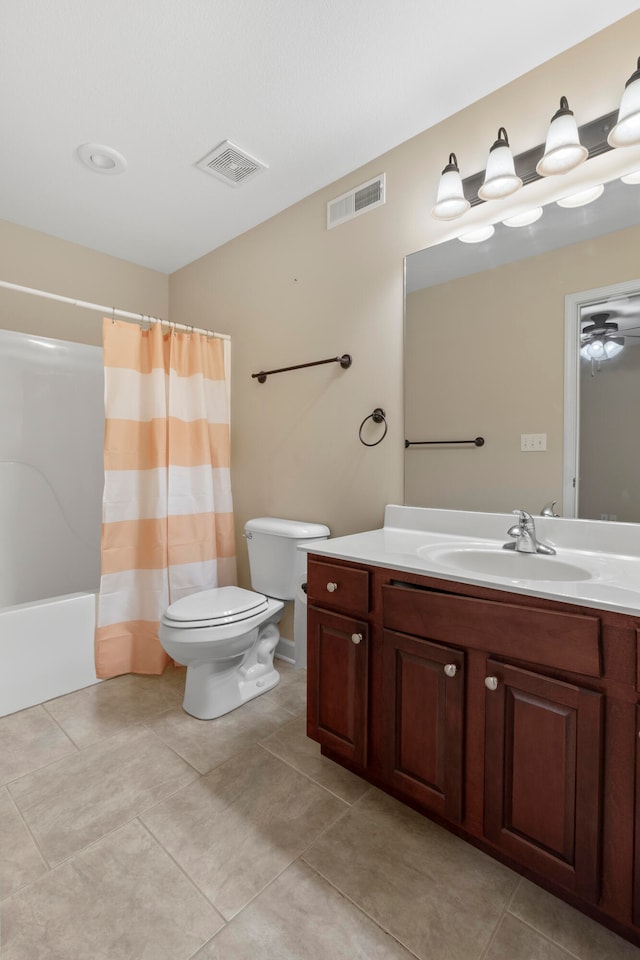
[{"xmin": 419, "ymin": 544, "xmax": 593, "ymax": 582}]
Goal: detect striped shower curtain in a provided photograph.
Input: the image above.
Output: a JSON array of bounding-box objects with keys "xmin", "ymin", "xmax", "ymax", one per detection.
[{"xmin": 95, "ymin": 319, "xmax": 236, "ymax": 677}]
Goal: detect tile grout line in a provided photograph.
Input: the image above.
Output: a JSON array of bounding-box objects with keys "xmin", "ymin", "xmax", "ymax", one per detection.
[
  {"xmin": 135, "ymin": 815, "xmax": 228, "ymax": 930},
  {"xmin": 501, "ymin": 908, "xmax": 595, "ymax": 960},
  {"xmin": 0, "ymin": 784, "xmax": 50, "ymax": 900},
  {"xmin": 299, "ymin": 854, "xmax": 423, "ymax": 959},
  {"xmin": 477, "ymin": 875, "xmax": 523, "ymax": 960},
  {"xmin": 40, "ymin": 699, "xmax": 86, "ymax": 750},
  {"xmin": 256, "ymin": 739, "xmax": 370, "ymax": 806}
]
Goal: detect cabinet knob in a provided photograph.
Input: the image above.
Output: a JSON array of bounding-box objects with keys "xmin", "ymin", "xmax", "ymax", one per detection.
[
  {"xmin": 485, "ymin": 676, "xmax": 499, "ymax": 691},
  {"xmin": 443, "ymin": 663, "xmax": 457, "ymax": 678},
  {"xmin": 351, "ymin": 633, "xmax": 363, "ymax": 645},
  {"xmin": 326, "ymin": 582, "xmax": 338, "ymax": 593}
]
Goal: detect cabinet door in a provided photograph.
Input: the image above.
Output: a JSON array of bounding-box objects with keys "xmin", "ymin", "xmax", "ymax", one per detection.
[
  {"xmin": 484, "ymin": 659, "xmax": 603, "ymax": 901},
  {"xmin": 382, "ymin": 629, "xmax": 464, "ymax": 823},
  {"xmin": 307, "ymin": 605, "xmax": 368, "ymax": 767}
]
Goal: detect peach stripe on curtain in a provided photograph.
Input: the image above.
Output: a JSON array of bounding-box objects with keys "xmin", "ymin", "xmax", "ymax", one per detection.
[{"xmin": 95, "ymin": 319, "xmax": 236, "ymax": 678}]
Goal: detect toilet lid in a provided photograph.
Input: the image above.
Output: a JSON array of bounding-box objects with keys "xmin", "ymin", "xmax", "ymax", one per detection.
[{"xmin": 163, "ymin": 586, "xmax": 269, "ymax": 625}]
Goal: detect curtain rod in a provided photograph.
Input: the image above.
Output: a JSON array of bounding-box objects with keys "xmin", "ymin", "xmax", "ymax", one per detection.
[{"xmin": 0, "ymin": 280, "xmax": 230, "ymax": 341}]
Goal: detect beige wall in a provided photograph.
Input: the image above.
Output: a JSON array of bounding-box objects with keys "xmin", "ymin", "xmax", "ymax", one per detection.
[
  {"xmin": 169, "ymin": 11, "xmax": 640, "ymax": 594},
  {"xmin": 0, "ymin": 219, "xmax": 168, "ymax": 346},
  {"xmin": 405, "ymin": 224, "xmax": 640, "ymax": 515},
  {"xmin": 2, "ymin": 14, "xmax": 639, "ymax": 611}
]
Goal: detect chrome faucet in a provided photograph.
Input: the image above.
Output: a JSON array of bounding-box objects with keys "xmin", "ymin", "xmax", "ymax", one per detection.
[{"xmin": 503, "ymin": 509, "xmax": 556, "ymax": 555}]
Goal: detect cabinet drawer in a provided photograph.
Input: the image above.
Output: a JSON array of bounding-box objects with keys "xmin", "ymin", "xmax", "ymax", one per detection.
[
  {"xmin": 307, "ymin": 559, "xmax": 370, "ymax": 616},
  {"xmin": 383, "ymin": 584, "xmax": 602, "ymax": 678}
]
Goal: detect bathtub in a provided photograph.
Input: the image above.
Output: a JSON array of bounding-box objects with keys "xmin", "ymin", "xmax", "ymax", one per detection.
[
  {"xmin": 0, "ymin": 329, "xmax": 104, "ymax": 717},
  {"xmin": 0, "ymin": 593, "xmax": 100, "ymax": 717}
]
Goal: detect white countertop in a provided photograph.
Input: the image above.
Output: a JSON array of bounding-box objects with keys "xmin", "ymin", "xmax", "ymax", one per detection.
[{"xmin": 299, "ymin": 505, "xmax": 640, "ymax": 618}]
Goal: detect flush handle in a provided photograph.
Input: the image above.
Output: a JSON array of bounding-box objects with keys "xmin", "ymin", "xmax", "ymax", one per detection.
[
  {"xmin": 326, "ymin": 582, "xmax": 338, "ymax": 593},
  {"xmin": 443, "ymin": 663, "xmax": 457, "ymax": 678},
  {"xmin": 351, "ymin": 633, "xmax": 363, "ymax": 645},
  {"xmin": 485, "ymin": 676, "xmax": 499, "ymax": 691}
]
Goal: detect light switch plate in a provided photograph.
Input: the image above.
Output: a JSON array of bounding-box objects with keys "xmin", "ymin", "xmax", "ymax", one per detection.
[{"xmin": 521, "ymin": 433, "xmax": 547, "ymax": 452}]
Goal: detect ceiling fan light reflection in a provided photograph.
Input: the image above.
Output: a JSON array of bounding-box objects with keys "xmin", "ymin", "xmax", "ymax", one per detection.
[
  {"xmin": 604, "ymin": 338, "xmax": 625, "ymax": 358},
  {"xmin": 580, "ymin": 337, "xmax": 625, "ymax": 361},
  {"xmin": 502, "ymin": 207, "xmax": 543, "ymax": 228}
]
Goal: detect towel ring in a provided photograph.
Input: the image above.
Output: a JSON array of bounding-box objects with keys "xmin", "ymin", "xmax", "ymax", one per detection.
[{"xmin": 359, "ymin": 407, "xmax": 388, "ymax": 447}]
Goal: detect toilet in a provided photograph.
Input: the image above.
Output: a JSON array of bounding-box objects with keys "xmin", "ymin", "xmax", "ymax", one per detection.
[{"xmin": 158, "ymin": 517, "xmax": 330, "ymax": 720}]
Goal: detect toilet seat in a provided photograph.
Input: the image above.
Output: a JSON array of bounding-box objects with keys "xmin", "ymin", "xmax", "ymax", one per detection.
[{"xmin": 162, "ymin": 586, "xmax": 269, "ymax": 629}]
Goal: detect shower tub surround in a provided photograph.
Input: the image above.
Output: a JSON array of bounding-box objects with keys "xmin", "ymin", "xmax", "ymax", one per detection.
[{"xmin": 0, "ymin": 329, "xmax": 104, "ymax": 716}]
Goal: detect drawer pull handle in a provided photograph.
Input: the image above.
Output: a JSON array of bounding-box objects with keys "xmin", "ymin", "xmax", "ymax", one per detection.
[
  {"xmin": 485, "ymin": 676, "xmax": 499, "ymax": 691},
  {"xmin": 351, "ymin": 633, "xmax": 363, "ymax": 645},
  {"xmin": 326, "ymin": 582, "xmax": 338, "ymax": 593},
  {"xmin": 443, "ymin": 663, "xmax": 457, "ymax": 678}
]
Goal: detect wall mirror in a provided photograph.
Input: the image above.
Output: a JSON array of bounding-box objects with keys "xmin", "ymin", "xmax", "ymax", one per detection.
[{"xmin": 404, "ymin": 175, "xmax": 640, "ymax": 521}]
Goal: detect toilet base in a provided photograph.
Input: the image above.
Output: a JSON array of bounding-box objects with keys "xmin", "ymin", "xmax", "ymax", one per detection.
[{"xmin": 182, "ymin": 621, "xmax": 281, "ymax": 720}]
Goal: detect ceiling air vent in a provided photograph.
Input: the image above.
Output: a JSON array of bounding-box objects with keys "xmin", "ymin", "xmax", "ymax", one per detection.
[
  {"xmin": 196, "ymin": 140, "xmax": 268, "ymax": 187},
  {"xmin": 327, "ymin": 174, "xmax": 386, "ymax": 229}
]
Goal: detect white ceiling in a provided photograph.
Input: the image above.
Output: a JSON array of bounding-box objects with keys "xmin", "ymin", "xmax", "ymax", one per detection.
[{"xmin": 1, "ymin": 1, "xmax": 638, "ymax": 274}]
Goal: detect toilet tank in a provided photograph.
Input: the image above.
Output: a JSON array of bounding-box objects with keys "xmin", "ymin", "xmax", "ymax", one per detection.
[{"xmin": 244, "ymin": 517, "xmax": 330, "ymax": 600}]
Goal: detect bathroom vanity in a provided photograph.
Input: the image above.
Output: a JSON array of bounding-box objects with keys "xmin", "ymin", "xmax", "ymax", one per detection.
[{"xmin": 302, "ymin": 506, "xmax": 640, "ymax": 947}]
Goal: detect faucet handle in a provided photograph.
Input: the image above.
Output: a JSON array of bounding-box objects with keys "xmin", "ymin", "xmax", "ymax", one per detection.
[{"xmin": 541, "ymin": 500, "xmax": 560, "ymax": 517}]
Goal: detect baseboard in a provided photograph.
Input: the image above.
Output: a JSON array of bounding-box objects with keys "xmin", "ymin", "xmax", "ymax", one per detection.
[{"xmin": 275, "ymin": 636, "xmax": 295, "ymax": 664}]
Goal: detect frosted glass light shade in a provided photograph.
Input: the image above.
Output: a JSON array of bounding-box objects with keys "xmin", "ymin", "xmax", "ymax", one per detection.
[
  {"xmin": 536, "ymin": 98, "xmax": 588, "ymax": 176},
  {"xmin": 621, "ymin": 169, "xmax": 640, "ymax": 184},
  {"xmin": 503, "ymin": 207, "xmax": 543, "ymax": 227},
  {"xmin": 432, "ymin": 153, "xmax": 470, "ymax": 220},
  {"xmin": 458, "ymin": 225, "xmax": 495, "ymax": 243},
  {"xmin": 608, "ymin": 58, "xmax": 640, "ymax": 148},
  {"xmin": 580, "ymin": 337, "xmax": 624, "ymax": 360},
  {"xmin": 478, "ymin": 128, "xmax": 522, "ymax": 201},
  {"xmin": 557, "ymin": 183, "xmax": 604, "ymax": 208}
]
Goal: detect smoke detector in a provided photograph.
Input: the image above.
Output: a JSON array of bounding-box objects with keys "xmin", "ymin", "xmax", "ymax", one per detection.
[{"xmin": 196, "ymin": 140, "xmax": 268, "ymax": 187}]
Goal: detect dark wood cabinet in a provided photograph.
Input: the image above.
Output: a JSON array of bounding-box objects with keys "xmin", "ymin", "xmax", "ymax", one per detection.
[
  {"xmin": 306, "ymin": 605, "xmax": 368, "ymax": 766},
  {"xmin": 306, "ymin": 553, "xmax": 640, "ymax": 947},
  {"xmin": 381, "ymin": 629, "xmax": 465, "ymax": 822},
  {"xmin": 484, "ymin": 659, "xmax": 603, "ymax": 901}
]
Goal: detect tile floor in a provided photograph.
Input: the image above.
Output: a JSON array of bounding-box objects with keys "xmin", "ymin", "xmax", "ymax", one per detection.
[{"xmin": 2, "ymin": 661, "xmax": 640, "ymax": 960}]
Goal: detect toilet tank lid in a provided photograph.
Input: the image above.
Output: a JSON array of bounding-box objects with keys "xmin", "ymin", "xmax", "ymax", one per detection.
[{"xmin": 245, "ymin": 517, "xmax": 330, "ymax": 539}]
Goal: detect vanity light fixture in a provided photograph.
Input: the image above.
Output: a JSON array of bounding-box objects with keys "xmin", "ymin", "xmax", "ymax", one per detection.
[
  {"xmin": 536, "ymin": 97, "xmax": 588, "ymax": 176},
  {"xmin": 458, "ymin": 224, "xmax": 495, "ymax": 243},
  {"xmin": 621, "ymin": 168, "xmax": 640, "ymax": 184},
  {"xmin": 607, "ymin": 57, "xmax": 640, "ymax": 148},
  {"xmin": 556, "ymin": 183, "xmax": 604, "ymax": 208},
  {"xmin": 502, "ymin": 207, "xmax": 543, "ymax": 228},
  {"xmin": 478, "ymin": 128, "xmax": 522, "ymax": 200},
  {"xmin": 432, "ymin": 153, "xmax": 471, "ymax": 220}
]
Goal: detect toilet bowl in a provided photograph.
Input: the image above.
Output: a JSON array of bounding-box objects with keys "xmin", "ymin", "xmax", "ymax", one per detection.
[
  {"xmin": 158, "ymin": 517, "xmax": 330, "ymax": 720},
  {"xmin": 159, "ymin": 586, "xmax": 284, "ymax": 720}
]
